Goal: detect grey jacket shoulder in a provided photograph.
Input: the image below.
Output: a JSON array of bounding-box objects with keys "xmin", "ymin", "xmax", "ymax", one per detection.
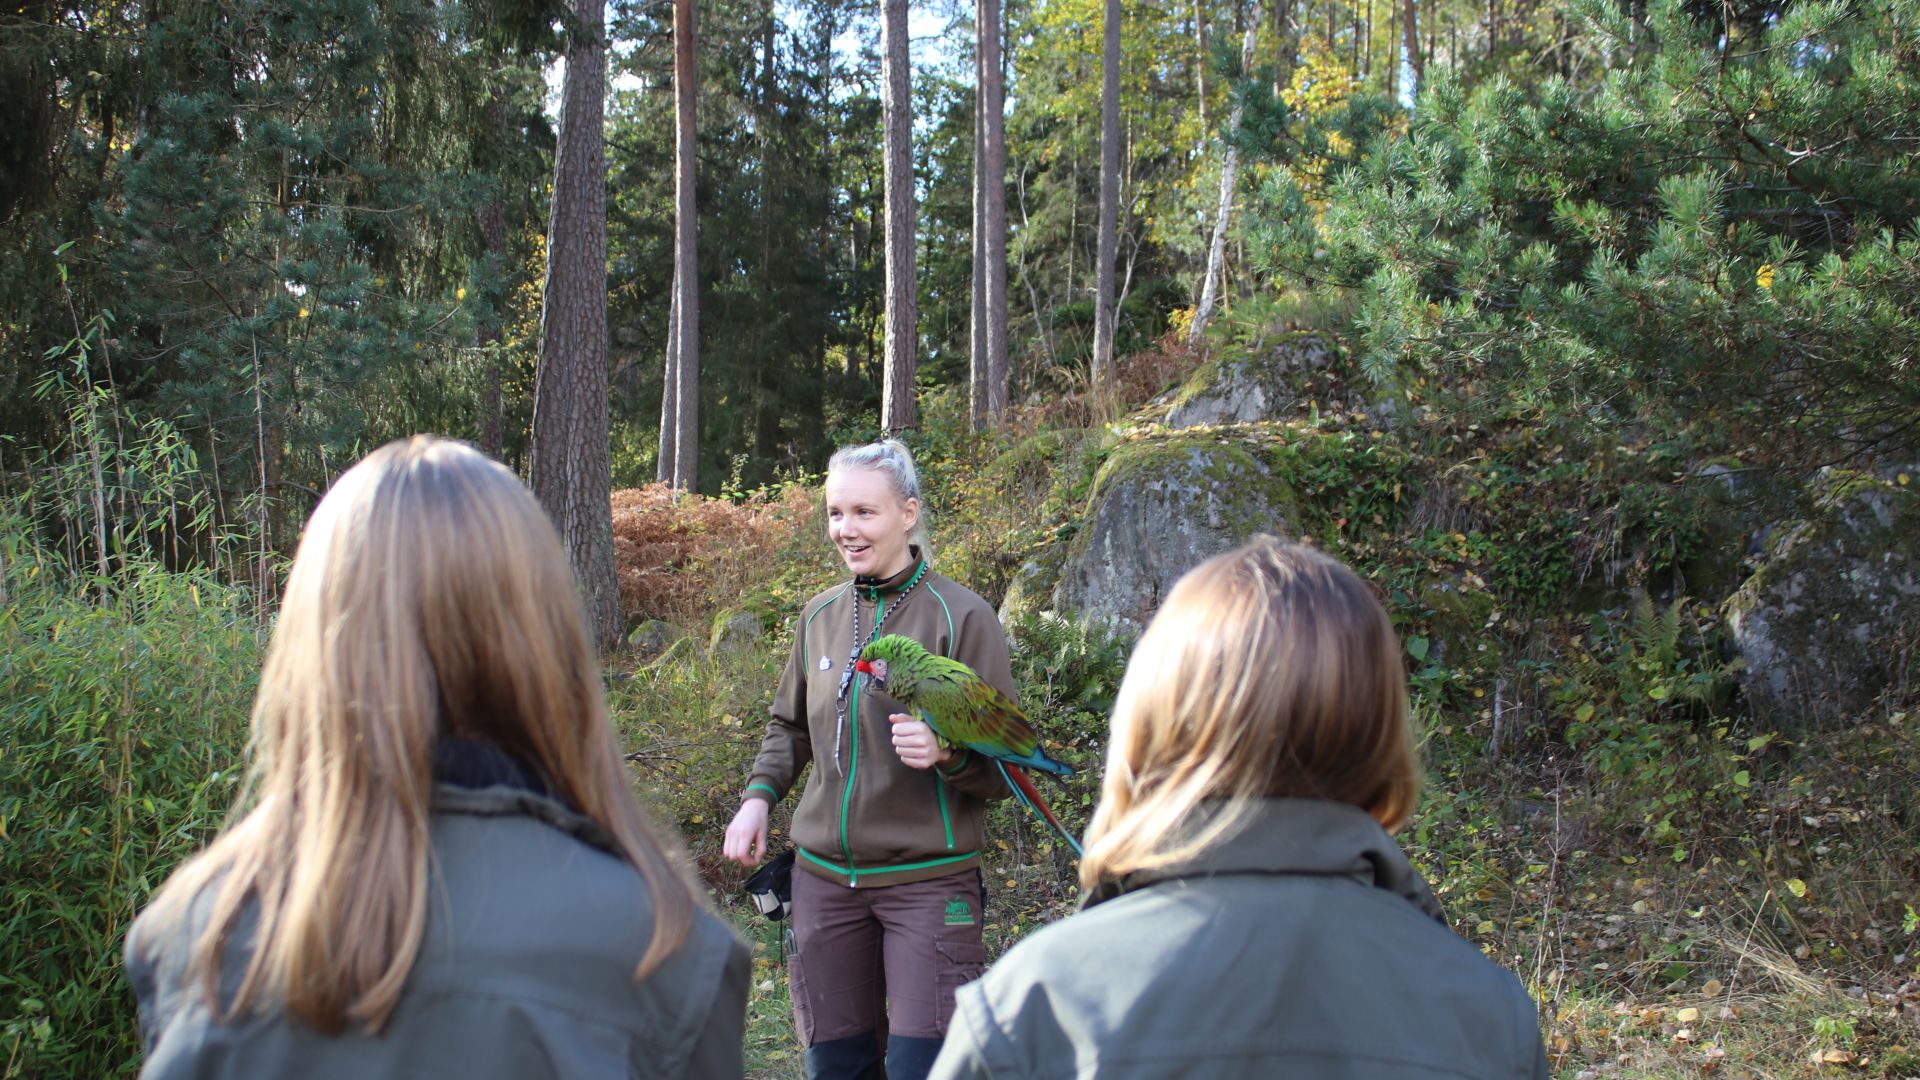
[
  {"xmin": 931, "ymin": 799, "xmax": 1548, "ymax": 1080},
  {"xmin": 127, "ymin": 784, "xmax": 749, "ymax": 1079}
]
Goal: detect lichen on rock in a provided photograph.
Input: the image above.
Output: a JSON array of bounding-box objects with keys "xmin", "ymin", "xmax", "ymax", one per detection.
[
  {"xmin": 1165, "ymin": 331, "xmax": 1335, "ymax": 428},
  {"xmin": 1048, "ymin": 431, "xmax": 1302, "ymax": 633},
  {"xmin": 1726, "ymin": 469, "xmax": 1919, "ymax": 729}
]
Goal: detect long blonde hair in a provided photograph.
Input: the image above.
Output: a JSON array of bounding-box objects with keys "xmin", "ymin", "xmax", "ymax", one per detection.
[
  {"xmin": 140, "ymin": 436, "xmax": 697, "ymax": 1033},
  {"xmin": 1079, "ymin": 536, "xmax": 1420, "ymax": 891}
]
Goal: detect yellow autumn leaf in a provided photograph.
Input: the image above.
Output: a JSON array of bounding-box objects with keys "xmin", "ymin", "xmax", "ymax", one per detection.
[
  {"xmin": 1755, "ymin": 263, "xmax": 1776, "ymax": 290},
  {"xmin": 1676, "ymin": 1007, "xmax": 1700, "ymax": 1023},
  {"xmin": 456, "ymin": 287, "xmax": 468, "ymax": 301},
  {"xmin": 297, "ymin": 306, "xmax": 310, "ymax": 319},
  {"xmin": 1786, "ymin": 878, "xmax": 1809, "ymax": 898}
]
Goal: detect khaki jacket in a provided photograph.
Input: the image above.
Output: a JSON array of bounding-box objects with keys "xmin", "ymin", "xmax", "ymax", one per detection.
[
  {"xmin": 744, "ymin": 558, "xmax": 1013, "ymax": 888},
  {"xmin": 127, "ymin": 781, "xmax": 749, "ymax": 1079},
  {"xmin": 932, "ymin": 799, "xmax": 1550, "ymax": 1080}
]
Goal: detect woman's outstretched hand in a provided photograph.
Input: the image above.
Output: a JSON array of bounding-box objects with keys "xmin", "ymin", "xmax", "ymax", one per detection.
[
  {"xmin": 889, "ymin": 713, "xmax": 955, "ymax": 770},
  {"xmin": 723, "ymin": 799, "xmax": 769, "ymax": 867}
]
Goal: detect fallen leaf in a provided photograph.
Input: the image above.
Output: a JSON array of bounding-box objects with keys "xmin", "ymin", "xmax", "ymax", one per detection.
[
  {"xmin": 1702, "ymin": 979, "xmax": 1725, "ymax": 997},
  {"xmin": 1677, "ymin": 1007, "xmax": 1701, "ymax": 1023}
]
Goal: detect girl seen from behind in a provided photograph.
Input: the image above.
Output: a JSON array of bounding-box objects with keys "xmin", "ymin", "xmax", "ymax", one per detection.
[
  {"xmin": 125, "ymin": 436, "xmax": 748, "ymax": 1079},
  {"xmin": 931, "ymin": 536, "xmax": 1549, "ymax": 1079}
]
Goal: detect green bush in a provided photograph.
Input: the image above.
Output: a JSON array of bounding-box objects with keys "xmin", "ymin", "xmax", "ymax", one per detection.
[{"xmin": 0, "ymin": 522, "xmax": 259, "ymax": 1077}]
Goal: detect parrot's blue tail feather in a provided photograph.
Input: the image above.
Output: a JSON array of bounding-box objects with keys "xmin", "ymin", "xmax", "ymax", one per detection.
[{"xmin": 1001, "ymin": 746, "xmax": 1075, "ymax": 777}]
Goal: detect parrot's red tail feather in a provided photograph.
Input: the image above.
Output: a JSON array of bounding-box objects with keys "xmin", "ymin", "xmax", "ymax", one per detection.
[{"xmin": 1003, "ymin": 764, "xmax": 1083, "ymax": 856}]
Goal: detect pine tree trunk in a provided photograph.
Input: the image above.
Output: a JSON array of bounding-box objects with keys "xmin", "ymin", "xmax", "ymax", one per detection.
[
  {"xmin": 969, "ymin": 47, "xmax": 987, "ymax": 430},
  {"xmin": 1090, "ymin": 0, "xmax": 1121, "ymax": 392},
  {"xmin": 880, "ymin": 0, "xmax": 917, "ymax": 433},
  {"xmin": 1189, "ymin": 15, "xmax": 1256, "ymax": 349},
  {"xmin": 658, "ymin": 283, "xmax": 678, "ymax": 482},
  {"xmin": 1403, "ymin": 0, "xmax": 1422, "ymax": 92},
  {"xmin": 531, "ymin": 0, "xmax": 621, "ymax": 644},
  {"xmin": 670, "ymin": 0, "xmax": 699, "ymax": 490},
  {"xmin": 978, "ymin": 0, "xmax": 1008, "ymax": 424},
  {"xmin": 1195, "ymin": 0, "xmax": 1208, "ymax": 132}
]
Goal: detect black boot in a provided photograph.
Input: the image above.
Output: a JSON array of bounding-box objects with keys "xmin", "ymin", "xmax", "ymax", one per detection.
[
  {"xmin": 805, "ymin": 1030, "xmax": 886, "ymax": 1080},
  {"xmin": 883, "ymin": 1034, "xmax": 943, "ymax": 1080}
]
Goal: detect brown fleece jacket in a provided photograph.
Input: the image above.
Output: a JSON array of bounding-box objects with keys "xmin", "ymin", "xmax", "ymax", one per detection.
[{"xmin": 743, "ymin": 556, "xmax": 1014, "ymax": 888}]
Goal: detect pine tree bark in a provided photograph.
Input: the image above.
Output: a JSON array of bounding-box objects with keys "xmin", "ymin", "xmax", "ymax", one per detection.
[
  {"xmin": 880, "ymin": 0, "xmax": 917, "ymax": 433},
  {"xmin": 658, "ymin": 287, "xmax": 677, "ymax": 482},
  {"xmin": 531, "ymin": 0, "xmax": 621, "ymax": 644},
  {"xmin": 1403, "ymin": 0, "xmax": 1423, "ymax": 93},
  {"xmin": 970, "ymin": 63, "xmax": 987, "ymax": 429},
  {"xmin": 1195, "ymin": 0, "xmax": 1208, "ymax": 132},
  {"xmin": 670, "ymin": 0, "xmax": 699, "ymax": 490},
  {"xmin": 1089, "ymin": 0, "xmax": 1121, "ymax": 393},
  {"xmin": 1189, "ymin": 12, "xmax": 1257, "ymax": 349},
  {"xmin": 971, "ymin": 0, "xmax": 1008, "ymax": 428}
]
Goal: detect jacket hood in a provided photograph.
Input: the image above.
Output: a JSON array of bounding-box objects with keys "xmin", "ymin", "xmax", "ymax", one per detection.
[{"xmin": 1084, "ymin": 797, "xmax": 1448, "ymax": 926}]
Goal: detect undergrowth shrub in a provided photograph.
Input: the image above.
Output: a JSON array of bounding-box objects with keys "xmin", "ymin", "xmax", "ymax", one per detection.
[
  {"xmin": 0, "ymin": 519, "xmax": 259, "ymax": 1077},
  {"xmin": 1553, "ymin": 595, "xmax": 1751, "ymax": 847}
]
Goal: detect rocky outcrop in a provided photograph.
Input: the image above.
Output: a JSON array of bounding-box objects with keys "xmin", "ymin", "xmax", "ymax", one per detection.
[
  {"xmin": 1165, "ymin": 332, "xmax": 1335, "ymax": 428},
  {"xmin": 1726, "ymin": 470, "xmax": 1919, "ymax": 729},
  {"xmin": 1048, "ymin": 433, "xmax": 1302, "ymax": 633}
]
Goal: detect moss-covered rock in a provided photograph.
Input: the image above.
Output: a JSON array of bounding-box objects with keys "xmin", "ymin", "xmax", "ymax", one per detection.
[
  {"xmin": 1726, "ymin": 469, "xmax": 1919, "ymax": 729},
  {"xmin": 709, "ymin": 607, "xmax": 766, "ymax": 655},
  {"xmin": 1166, "ymin": 332, "xmax": 1334, "ymax": 428},
  {"xmin": 1414, "ymin": 572, "xmax": 1505, "ymax": 679},
  {"xmin": 1048, "ymin": 431, "xmax": 1302, "ymax": 632}
]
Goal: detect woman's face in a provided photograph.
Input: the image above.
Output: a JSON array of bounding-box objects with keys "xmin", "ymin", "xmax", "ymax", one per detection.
[{"xmin": 825, "ymin": 467, "xmax": 918, "ymax": 579}]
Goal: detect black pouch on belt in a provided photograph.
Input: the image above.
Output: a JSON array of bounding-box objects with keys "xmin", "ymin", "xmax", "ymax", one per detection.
[{"xmin": 743, "ymin": 848, "xmax": 796, "ymax": 921}]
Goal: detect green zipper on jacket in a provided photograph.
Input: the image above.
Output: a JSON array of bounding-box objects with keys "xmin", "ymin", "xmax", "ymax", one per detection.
[
  {"xmin": 837, "ymin": 590, "xmax": 879, "ymax": 879},
  {"xmin": 935, "ymin": 771, "xmax": 955, "ymax": 850}
]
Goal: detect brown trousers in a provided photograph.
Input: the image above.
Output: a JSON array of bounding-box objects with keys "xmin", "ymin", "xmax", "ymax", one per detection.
[{"xmin": 789, "ymin": 867, "xmax": 987, "ymax": 1043}]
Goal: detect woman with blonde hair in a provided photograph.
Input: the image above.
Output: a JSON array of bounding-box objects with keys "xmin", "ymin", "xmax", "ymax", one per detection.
[
  {"xmin": 723, "ymin": 437, "xmax": 1017, "ymax": 1080},
  {"xmin": 126, "ymin": 436, "xmax": 747, "ymax": 1078},
  {"xmin": 931, "ymin": 536, "xmax": 1548, "ymax": 1079}
]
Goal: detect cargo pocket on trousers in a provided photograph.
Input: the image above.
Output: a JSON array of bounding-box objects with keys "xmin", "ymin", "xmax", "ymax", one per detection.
[
  {"xmin": 932, "ymin": 932, "xmax": 988, "ymax": 1035},
  {"xmin": 787, "ymin": 927, "xmax": 815, "ymax": 1046}
]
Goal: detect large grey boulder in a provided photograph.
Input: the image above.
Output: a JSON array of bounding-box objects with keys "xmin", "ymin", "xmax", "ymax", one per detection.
[
  {"xmin": 1726, "ymin": 470, "xmax": 1919, "ymax": 729},
  {"xmin": 1050, "ymin": 433, "xmax": 1301, "ymax": 633},
  {"xmin": 709, "ymin": 608, "xmax": 765, "ymax": 656},
  {"xmin": 1165, "ymin": 332, "xmax": 1334, "ymax": 428}
]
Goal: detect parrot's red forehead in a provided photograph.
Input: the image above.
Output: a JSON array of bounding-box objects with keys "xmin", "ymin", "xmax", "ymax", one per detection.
[{"xmin": 854, "ymin": 658, "xmax": 874, "ymax": 674}]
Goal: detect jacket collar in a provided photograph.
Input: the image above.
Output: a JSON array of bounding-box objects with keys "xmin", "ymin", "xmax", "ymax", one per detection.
[
  {"xmin": 853, "ymin": 547, "xmax": 927, "ymax": 598},
  {"xmin": 429, "ymin": 737, "xmax": 622, "ymax": 857},
  {"xmin": 1083, "ymin": 798, "xmax": 1448, "ymax": 926}
]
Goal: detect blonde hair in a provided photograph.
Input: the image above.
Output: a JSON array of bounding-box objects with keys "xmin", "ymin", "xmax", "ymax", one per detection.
[
  {"xmin": 1079, "ymin": 536, "xmax": 1420, "ymax": 891},
  {"xmin": 140, "ymin": 436, "xmax": 697, "ymax": 1034},
  {"xmin": 827, "ymin": 437, "xmax": 931, "ymax": 555}
]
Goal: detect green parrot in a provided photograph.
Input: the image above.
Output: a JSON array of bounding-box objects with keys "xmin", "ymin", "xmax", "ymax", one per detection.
[{"xmin": 855, "ymin": 634, "xmax": 1082, "ymax": 855}]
